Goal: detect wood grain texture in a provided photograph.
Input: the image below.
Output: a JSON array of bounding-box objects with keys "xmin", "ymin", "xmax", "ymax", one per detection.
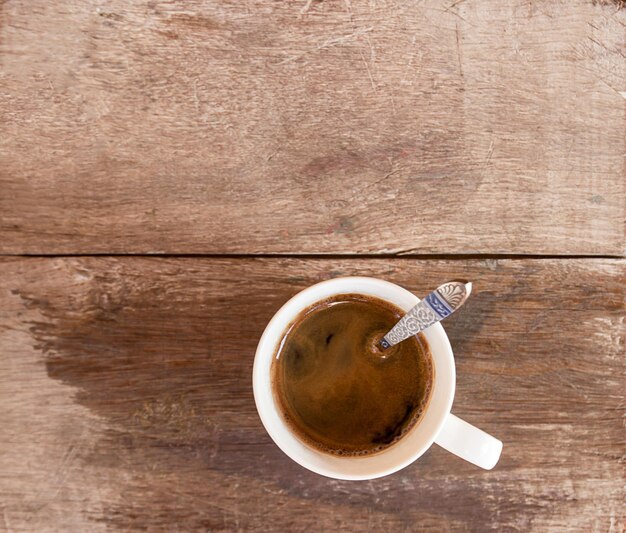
[
  {"xmin": 1, "ymin": 0, "xmax": 624, "ymax": 255},
  {"xmin": 0, "ymin": 257, "xmax": 623, "ymax": 532}
]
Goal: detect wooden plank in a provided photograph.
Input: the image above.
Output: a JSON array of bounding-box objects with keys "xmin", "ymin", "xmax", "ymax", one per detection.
[
  {"xmin": 0, "ymin": 0, "xmax": 624, "ymax": 255},
  {"xmin": 0, "ymin": 257, "xmax": 623, "ymax": 531}
]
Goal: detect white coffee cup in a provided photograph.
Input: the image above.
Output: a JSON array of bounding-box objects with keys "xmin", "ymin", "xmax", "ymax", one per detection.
[{"xmin": 253, "ymin": 277, "xmax": 502, "ymax": 480}]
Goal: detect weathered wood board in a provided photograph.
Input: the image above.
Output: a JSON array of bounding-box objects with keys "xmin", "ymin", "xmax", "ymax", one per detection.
[
  {"xmin": 1, "ymin": 0, "xmax": 624, "ymax": 254},
  {"xmin": 1, "ymin": 257, "xmax": 623, "ymax": 531}
]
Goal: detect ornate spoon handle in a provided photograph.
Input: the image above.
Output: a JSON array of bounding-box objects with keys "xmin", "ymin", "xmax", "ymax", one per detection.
[{"xmin": 379, "ymin": 281, "xmax": 472, "ymax": 349}]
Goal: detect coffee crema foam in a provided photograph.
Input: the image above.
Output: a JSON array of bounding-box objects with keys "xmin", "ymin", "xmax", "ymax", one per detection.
[{"xmin": 271, "ymin": 294, "xmax": 434, "ymax": 457}]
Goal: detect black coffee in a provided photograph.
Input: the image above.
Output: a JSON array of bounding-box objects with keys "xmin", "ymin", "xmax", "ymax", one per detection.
[{"xmin": 271, "ymin": 293, "xmax": 433, "ymax": 456}]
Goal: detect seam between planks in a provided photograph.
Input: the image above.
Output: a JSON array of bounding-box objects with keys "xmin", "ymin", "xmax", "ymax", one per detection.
[{"xmin": 0, "ymin": 253, "xmax": 624, "ymax": 260}]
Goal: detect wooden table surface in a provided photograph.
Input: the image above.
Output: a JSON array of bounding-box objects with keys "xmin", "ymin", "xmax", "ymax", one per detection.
[{"xmin": 1, "ymin": 1, "xmax": 624, "ymax": 532}]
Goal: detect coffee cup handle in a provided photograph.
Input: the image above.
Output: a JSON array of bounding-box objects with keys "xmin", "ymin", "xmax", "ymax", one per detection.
[{"xmin": 434, "ymin": 413, "xmax": 502, "ymax": 469}]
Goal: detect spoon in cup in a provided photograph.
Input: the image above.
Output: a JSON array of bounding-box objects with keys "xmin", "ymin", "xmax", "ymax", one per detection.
[{"xmin": 378, "ymin": 281, "xmax": 472, "ymax": 350}]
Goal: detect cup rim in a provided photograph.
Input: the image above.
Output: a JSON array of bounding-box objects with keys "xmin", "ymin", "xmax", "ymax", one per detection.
[{"xmin": 252, "ymin": 276, "xmax": 456, "ymax": 480}]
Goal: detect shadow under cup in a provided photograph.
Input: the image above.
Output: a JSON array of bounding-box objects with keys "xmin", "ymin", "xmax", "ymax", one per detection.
[{"xmin": 253, "ymin": 277, "xmax": 456, "ymax": 480}]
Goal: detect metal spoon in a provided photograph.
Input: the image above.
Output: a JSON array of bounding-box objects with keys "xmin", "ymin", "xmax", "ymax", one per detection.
[{"xmin": 379, "ymin": 281, "xmax": 472, "ymax": 349}]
